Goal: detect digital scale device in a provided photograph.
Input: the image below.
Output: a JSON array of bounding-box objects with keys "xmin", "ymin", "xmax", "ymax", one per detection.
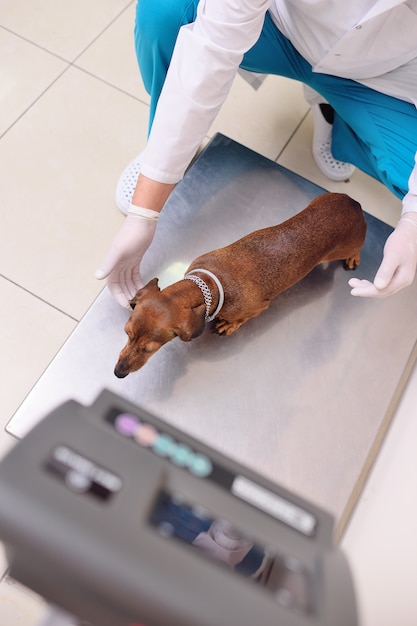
[{"xmin": 0, "ymin": 390, "xmax": 357, "ymax": 626}]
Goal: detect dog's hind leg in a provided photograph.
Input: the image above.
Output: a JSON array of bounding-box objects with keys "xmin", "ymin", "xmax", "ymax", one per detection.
[
  {"xmin": 322, "ymin": 247, "xmax": 362, "ymax": 271},
  {"xmin": 343, "ymin": 249, "xmax": 361, "ymax": 270}
]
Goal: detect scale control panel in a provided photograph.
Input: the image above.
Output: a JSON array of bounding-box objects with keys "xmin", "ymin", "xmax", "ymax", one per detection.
[{"xmin": 0, "ymin": 390, "xmax": 357, "ymax": 626}]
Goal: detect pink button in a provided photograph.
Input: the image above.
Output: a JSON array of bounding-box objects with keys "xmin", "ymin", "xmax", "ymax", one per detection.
[{"xmin": 134, "ymin": 423, "xmax": 158, "ymax": 447}]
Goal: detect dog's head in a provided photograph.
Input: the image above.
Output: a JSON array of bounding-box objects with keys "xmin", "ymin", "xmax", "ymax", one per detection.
[{"xmin": 114, "ymin": 278, "xmax": 206, "ymax": 378}]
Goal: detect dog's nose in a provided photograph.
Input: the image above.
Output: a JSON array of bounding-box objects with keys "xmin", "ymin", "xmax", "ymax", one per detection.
[{"xmin": 114, "ymin": 364, "xmax": 128, "ymax": 379}]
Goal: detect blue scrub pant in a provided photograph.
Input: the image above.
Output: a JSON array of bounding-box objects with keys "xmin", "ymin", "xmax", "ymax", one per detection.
[{"xmin": 135, "ymin": 0, "xmax": 417, "ymax": 199}]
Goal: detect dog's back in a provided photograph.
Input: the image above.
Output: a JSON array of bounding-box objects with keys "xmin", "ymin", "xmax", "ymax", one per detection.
[{"xmin": 188, "ymin": 193, "xmax": 367, "ymax": 329}]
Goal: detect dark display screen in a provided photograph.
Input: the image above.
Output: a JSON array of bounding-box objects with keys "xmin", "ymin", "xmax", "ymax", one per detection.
[{"xmin": 149, "ymin": 491, "xmax": 312, "ymax": 613}]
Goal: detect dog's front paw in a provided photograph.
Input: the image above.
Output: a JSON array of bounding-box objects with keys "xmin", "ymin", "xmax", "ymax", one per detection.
[{"xmin": 213, "ymin": 318, "xmax": 243, "ymax": 336}]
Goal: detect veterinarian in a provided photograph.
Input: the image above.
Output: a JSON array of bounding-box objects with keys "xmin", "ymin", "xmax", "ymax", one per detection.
[{"xmin": 96, "ymin": 0, "xmax": 417, "ymax": 308}]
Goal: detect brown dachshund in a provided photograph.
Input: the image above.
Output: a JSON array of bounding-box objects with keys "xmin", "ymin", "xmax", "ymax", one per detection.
[{"xmin": 114, "ymin": 192, "xmax": 367, "ymax": 377}]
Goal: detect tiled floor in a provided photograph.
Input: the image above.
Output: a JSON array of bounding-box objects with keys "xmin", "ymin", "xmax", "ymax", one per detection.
[{"xmin": 1, "ymin": 2, "xmax": 416, "ymax": 625}]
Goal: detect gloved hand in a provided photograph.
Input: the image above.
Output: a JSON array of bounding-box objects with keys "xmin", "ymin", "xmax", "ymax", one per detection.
[
  {"xmin": 349, "ymin": 212, "xmax": 417, "ymax": 298},
  {"xmin": 192, "ymin": 521, "xmax": 253, "ymax": 567},
  {"xmin": 95, "ymin": 205, "xmax": 160, "ymax": 308}
]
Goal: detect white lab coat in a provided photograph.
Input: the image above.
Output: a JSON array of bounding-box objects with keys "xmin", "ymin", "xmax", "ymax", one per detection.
[{"xmin": 141, "ymin": 0, "xmax": 417, "ymax": 212}]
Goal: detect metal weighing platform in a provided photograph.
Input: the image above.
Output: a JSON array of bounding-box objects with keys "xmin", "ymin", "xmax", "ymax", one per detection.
[{"xmin": 7, "ymin": 134, "xmax": 417, "ymax": 537}]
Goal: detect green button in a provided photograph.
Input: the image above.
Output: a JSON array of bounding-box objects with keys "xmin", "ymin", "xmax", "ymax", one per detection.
[
  {"xmin": 170, "ymin": 443, "xmax": 194, "ymax": 467},
  {"xmin": 152, "ymin": 434, "xmax": 176, "ymax": 457},
  {"xmin": 189, "ymin": 453, "xmax": 213, "ymax": 477}
]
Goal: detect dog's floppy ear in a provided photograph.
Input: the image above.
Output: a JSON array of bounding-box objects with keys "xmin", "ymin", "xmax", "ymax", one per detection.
[
  {"xmin": 129, "ymin": 277, "xmax": 160, "ymax": 310},
  {"xmin": 174, "ymin": 303, "xmax": 206, "ymax": 341}
]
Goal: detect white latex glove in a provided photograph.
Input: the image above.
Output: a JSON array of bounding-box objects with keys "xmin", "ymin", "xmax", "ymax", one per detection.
[
  {"xmin": 349, "ymin": 212, "xmax": 417, "ymax": 298},
  {"xmin": 95, "ymin": 205, "xmax": 159, "ymax": 308},
  {"xmin": 192, "ymin": 521, "xmax": 253, "ymax": 567}
]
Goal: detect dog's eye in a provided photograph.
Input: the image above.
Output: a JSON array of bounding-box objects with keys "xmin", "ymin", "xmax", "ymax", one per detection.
[{"xmin": 144, "ymin": 341, "xmax": 160, "ymax": 353}]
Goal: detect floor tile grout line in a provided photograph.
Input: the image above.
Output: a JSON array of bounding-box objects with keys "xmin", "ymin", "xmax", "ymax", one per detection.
[
  {"xmin": 71, "ymin": 64, "xmax": 151, "ymax": 108},
  {"xmin": 0, "ymin": 3, "xmax": 145, "ymax": 141},
  {"xmin": 274, "ymin": 109, "xmax": 310, "ymax": 163},
  {"xmin": 0, "ymin": 59, "xmax": 149, "ymax": 142},
  {"xmin": 69, "ymin": 0, "xmax": 136, "ymax": 66},
  {"xmin": 0, "ymin": 24, "xmax": 72, "ymax": 63},
  {"xmin": 0, "ymin": 0, "xmax": 135, "ymax": 65},
  {"xmin": 0, "ymin": 63, "xmax": 72, "ymax": 140},
  {"xmin": 0, "ymin": 275, "xmax": 80, "ymax": 323}
]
